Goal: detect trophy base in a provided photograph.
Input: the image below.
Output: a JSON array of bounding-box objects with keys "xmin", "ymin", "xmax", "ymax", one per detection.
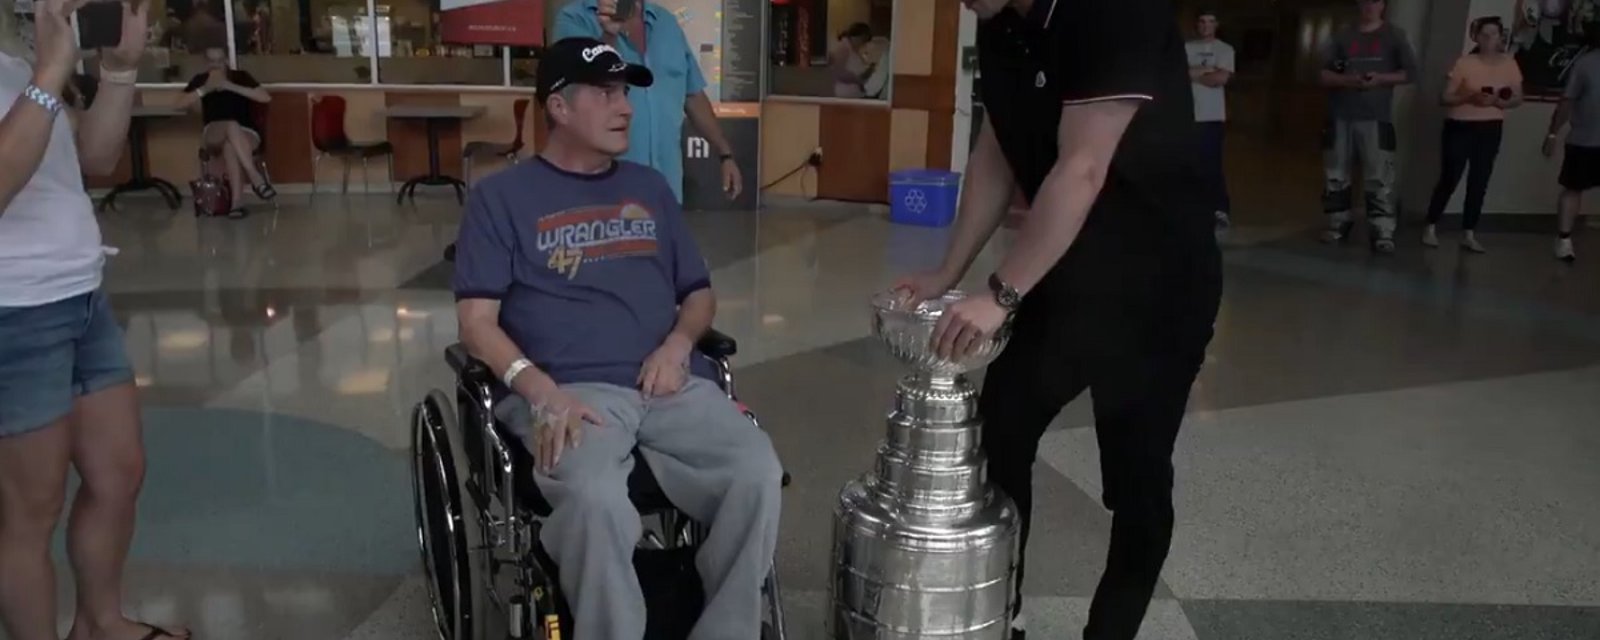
[{"xmin": 827, "ymin": 478, "xmax": 1020, "ymax": 640}]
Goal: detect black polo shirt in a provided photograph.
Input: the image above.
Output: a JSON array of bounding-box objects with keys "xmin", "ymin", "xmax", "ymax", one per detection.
[{"xmin": 978, "ymin": 0, "xmax": 1212, "ymax": 289}]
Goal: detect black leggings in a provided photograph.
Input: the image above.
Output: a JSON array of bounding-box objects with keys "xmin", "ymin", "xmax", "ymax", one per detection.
[
  {"xmin": 1426, "ymin": 119, "xmax": 1504, "ymax": 230},
  {"xmin": 979, "ymin": 245, "xmax": 1221, "ymax": 640}
]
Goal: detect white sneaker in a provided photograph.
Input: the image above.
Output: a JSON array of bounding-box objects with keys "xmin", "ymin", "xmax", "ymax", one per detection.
[
  {"xmin": 1214, "ymin": 210, "xmax": 1231, "ymax": 229},
  {"xmin": 1422, "ymin": 225, "xmax": 1440, "ymax": 248},
  {"xmin": 1556, "ymin": 237, "xmax": 1577, "ymax": 262},
  {"xmin": 1461, "ymin": 232, "xmax": 1485, "ymax": 254}
]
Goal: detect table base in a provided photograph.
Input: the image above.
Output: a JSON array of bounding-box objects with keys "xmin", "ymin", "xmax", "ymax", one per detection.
[
  {"xmin": 397, "ymin": 175, "xmax": 465, "ymax": 205},
  {"xmin": 100, "ymin": 178, "xmax": 183, "ymax": 212}
]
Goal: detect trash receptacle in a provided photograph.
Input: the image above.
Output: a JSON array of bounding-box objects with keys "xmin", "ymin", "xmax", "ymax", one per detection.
[{"xmin": 889, "ymin": 169, "xmax": 961, "ymax": 227}]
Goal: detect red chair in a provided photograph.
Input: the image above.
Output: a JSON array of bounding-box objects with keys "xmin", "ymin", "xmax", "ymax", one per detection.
[
  {"xmin": 461, "ymin": 98, "xmax": 530, "ymax": 185},
  {"xmin": 310, "ymin": 95, "xmax": 395, "ymax": 199}
]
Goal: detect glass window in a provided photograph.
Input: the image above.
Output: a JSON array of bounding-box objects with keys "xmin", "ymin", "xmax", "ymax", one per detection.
[
  {"xmin": 77, "ymin": 0, "xmax": 227, "ymax": 83},
  {"xmin": 768, "ymin": 0, "xmax": 893, "ymax": 100},
  {"xmin": 374, "ymin": 1, "xmax": 503, "ymax": 85},
  {"xmin": 235, "ymin": 0, "xmax": 377, "ymax": 84}
]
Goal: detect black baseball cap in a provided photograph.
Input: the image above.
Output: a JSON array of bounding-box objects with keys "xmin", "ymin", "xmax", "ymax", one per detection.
[{"xmin": 536, "ymin": 37, "xmax": 654, "ymax": 103}]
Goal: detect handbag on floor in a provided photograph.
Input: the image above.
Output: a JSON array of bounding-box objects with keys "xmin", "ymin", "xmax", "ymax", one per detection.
[{"xmin": 190, "ymin": 172, "xmax": 232, "ymax": 217}]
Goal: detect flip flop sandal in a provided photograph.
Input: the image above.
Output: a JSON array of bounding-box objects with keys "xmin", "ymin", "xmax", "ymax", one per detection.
[
  {"xmin": 137, "ymin": 623, "xmax": 187, "ymax": 640},
  {"xmin": 252, "ymin": 182, "xmax": 277, "ymax": 201}
]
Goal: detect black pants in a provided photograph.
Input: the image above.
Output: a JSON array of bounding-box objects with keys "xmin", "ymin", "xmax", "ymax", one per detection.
[
  {"xmin": 1195, "ymin": 121, "xmax": 1230, "ymax": 214},
  {"xmin": 979, "ymin": 237, "xmax": 1221, "ymax": 640},
  {"xmin": 1426, "ymin": 119, "xmax": 1504, "ymax": 230}
]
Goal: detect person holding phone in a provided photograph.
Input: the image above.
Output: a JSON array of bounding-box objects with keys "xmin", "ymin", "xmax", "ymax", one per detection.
[
  {"xmin": 552, "ymin": 0, "xmax": 743, "ymax": 204},
  {"xmin": 1317, "ymin": 0, "xmax": 1418, "ymax": 253},
  {"xmin": 0, "ymin": 1, "xmax": 191, "ymax": 639},
  {"xmin": 178, "ymin": 44, "xmax": 274, "ymax": 217},
  {"xmin": 1424, "ymin": 17, "xmax": 1523, "ymax": 253}
]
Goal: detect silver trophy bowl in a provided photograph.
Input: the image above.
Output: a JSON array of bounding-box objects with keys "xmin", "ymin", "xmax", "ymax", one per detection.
[{"xmin": 871, "ymin": 289, "xmax": 1012, "ymax": 378}]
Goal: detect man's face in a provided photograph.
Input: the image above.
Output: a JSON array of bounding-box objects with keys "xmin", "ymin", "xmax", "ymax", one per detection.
[
  {"xmin": 554, "ymin": 81, "xmax": 633, "ymax": 156},
  {"xmin": 1359, "ymin": 0, "xmax": 1385, "ymax": 22},
  {"xmin": 1197, "ymin": 14, "xmax": 1218, "ymax": 38},
  {"xmin": 961, "ymin": 0, "xmax": 1012, "ymax": 20}
]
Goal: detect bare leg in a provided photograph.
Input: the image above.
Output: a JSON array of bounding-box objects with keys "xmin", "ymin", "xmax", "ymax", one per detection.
[
  {"xmin": 0, "ymin": 418, "xmax": 73, "ymax": 640},
  {"xmin": 1558, "ymin": 189, "xmax": 1582, "ymax": 235},
  {"xmin": 223, "ymin": 141, "xmax": 245, "ymax": 209},
  {"xmin": 223, "ymin": 122, "xmax": 267, "ymax": 187}
]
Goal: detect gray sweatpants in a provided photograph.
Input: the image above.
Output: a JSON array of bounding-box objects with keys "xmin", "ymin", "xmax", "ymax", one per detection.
[
  {"xmin": 497, "ymin": 378, "xmax": 782, "ymax": 640},
  {"xmin": 1323, "ymin": 119, "xmax": 1399, "ymax": 238}
]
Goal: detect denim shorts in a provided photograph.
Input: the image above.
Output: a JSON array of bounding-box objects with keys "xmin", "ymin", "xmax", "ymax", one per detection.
[{"xmin": 0, "ymin": 289, "xmax": 134, "ymax": 438}]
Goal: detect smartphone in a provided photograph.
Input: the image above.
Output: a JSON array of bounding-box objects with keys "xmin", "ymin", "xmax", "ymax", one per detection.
[
  {"xmin": 77, "ymin": 0, "xmax": 124, "ymax": 51},
  {"xmin": 614, "ymin": 0, "xmax": 638, "ymax": 21}
]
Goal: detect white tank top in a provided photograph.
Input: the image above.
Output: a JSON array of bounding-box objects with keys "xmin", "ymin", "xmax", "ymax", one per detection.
[{"xmin": 0, "ymin": 52, "xmax": 105, "ymax": 306}]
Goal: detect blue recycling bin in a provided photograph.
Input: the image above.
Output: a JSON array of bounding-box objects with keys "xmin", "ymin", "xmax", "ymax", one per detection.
[{"xmin": 889, "ymin": 169, "xmax": 961, "ymax": 227}]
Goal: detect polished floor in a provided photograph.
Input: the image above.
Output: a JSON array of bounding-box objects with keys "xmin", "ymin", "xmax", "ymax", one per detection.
[{"xmin": 12, "ymin": 188, "xmax": 1600, "ymax": 640}]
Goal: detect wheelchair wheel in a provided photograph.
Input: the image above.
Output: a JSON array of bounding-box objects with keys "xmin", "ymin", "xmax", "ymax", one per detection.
[{"xmin": 413, "ymin": 392, "xmax": 474, "ymax": 640}]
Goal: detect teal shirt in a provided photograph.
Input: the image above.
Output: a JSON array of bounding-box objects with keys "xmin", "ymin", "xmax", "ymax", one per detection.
[{"xmin": 554, "ymin": 0, "xmax": 706, "ymax": 203}]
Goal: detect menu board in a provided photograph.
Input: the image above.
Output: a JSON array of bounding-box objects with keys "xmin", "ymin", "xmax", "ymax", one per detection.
[{"xmin": 719, "ymin": 0, "xmax": 762, "ymax": 102}]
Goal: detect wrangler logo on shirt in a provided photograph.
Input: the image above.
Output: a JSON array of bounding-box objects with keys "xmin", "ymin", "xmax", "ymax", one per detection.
[{"xmin": 536, "ymin": 203, "xmax": 660, "ymax": 280}]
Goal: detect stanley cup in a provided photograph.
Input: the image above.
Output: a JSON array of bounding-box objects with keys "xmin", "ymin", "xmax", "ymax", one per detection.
[{"xmin": 828, "ymin": 290, "xmax": 1022, "ymax": 639}]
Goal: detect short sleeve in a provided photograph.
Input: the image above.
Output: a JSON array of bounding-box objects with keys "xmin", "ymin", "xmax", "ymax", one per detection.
[
  {"xmin": 1320, "ymin": 35, "xmax": 1343, "ymax": 71},
  {"xmin": 659, "ymin": 187, "xmax": 710, "ymax": 301},
  {"xmin": 552, "ymin": 2, "xmax": 600, "ymax": 40},
  {"xmin": 233, "ymin": 71, "xmax": 261, "ymax": 88},
  {"xmin": 685, "ymin": 41, "xmax": 708, "ymax": 95},
  {"xmin": 1566, "ymin": 61, "xmax": 1587, "ymax": 100},
  {"xmin": 1051, "ymin": 0, "xmax": 1164, "ymax": 104},
  {"xmin": 452, "ymin": 187, "xmax": 517, "ymax": 300},
  {"xmin": 183, "ymin": 73, "xmax": 205, "ymax": 92}
]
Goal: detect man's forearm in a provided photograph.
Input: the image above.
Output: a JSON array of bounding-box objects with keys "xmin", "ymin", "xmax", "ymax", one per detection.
[
  {"xmin": 1549, "ymin": 100, "xmax": 1573, "ymax": 136},
  {"xmin": 461, "ymin": 319, "xmax": 558, "ymax": 400},
  {"xmin": 667, "ymin": 288, "xmax": 715, "ymax": 348},
  {"xmin": 1376, "ymin": 71, "xmax": 1410, "ymax": 86},
  {"xmin": 992, "ymin": 159, "xmax": 1101, "ymax": 295},
  {"xmin": 76, "ymin": 80, "xmax": 137, "ymax": 175},
  {"xmin": 937, "ymin": 124, "xmax": 1015, "ymax": 281},
  {"xmin": 685, "ymin": 93, "xmax": 732, "ymax": 156}
]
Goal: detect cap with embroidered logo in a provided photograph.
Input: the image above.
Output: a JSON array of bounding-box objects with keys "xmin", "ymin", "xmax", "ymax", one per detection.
[{"xmin": 536, "ymin": 37, "xmax": 655, "ymax": 103}]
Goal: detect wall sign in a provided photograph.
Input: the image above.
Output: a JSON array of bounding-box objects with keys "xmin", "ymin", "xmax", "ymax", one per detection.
[{"xmin": 441, "ymin": 0, "xmax": 545, "ymax": 46}]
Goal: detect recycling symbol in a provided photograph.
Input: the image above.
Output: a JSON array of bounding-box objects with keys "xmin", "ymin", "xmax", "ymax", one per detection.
[{"xmin": 903, "ymin": 188, "xmax": 929, "ymax": 215}]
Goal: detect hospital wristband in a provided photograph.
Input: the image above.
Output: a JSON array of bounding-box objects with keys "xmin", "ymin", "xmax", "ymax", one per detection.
[
  {"xmin": 503, "ymin": 358, "xmax": 534, "ymax": 388},
  {"xmin": 99, "ymin": 66, "xmax": 138, "ymax": 85}
]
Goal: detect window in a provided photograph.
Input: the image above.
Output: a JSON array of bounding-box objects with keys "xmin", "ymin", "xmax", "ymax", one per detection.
[
  {"xmin": 373, "ymin": 1, "xmax": 503, "ymax": 85},
  {"xmin": 767, "ymin": 0, "xmax": 894, "ymax": 100},
  {"xmin": 235, "ymin": 0, "xmax": 377, "ymax": 84},
  {"xmin": 76, "ymin": 0, "xmax": 227, "ymax": 83}
]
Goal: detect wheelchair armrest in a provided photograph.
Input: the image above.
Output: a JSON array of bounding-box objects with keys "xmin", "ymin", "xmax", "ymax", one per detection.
[
  {"xmin": 445, "ymin": 343, "xmax": 496, "ymax": 387},
  {"xmin": 697, "ymin": 328, "xmax": 738, "ymax": 359}
]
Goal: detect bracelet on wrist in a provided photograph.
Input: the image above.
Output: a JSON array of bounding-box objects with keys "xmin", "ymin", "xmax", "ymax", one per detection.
[
  {"xmin": 99, "ymin": 66, "xmax": 138, "ymax": 85},
  {"xmin": 21, "ymin": 84, "xmax": 65, "ymax": 117}
]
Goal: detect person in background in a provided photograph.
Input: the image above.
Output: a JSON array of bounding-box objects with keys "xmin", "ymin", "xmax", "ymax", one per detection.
[
  {"xmin": 1424, "ymin": 17, "xmax": 1523, "ymax": 254},
  {"xmin": 1, "ymin": 1, "xmax": 190, "ymax": 639},
  {"xmin": 1187, "ymin": 9, "xmax": 1234, "ymax": 231},
  {"xmin": 1318, "ymin": 0, "xmax": 1418, "ymax": 253},
  {"xmin": 1541, "ymin": 24, "xmax": 1600, "ymax": 261},
  {"xmin": 829, "ymin": 22, "xmax": 874, "ymax": 99},
  {"xmin": 553, "ymin": 0, "xmax": 743, "ymax": 204},
  {"xmin": 178, "ymin": 44, "xmax": 273, "ymax": 217}
]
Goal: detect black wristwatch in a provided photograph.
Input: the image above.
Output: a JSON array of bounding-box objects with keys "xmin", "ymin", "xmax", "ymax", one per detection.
[{"xmin": 988, "ymin": 273, "xmax": 1021, "ymax": 311}]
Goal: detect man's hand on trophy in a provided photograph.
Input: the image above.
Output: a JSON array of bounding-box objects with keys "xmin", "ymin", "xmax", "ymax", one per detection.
[
  {"xmin": 891, "ymin": 269, "xmax": 959, "ymax": 310},
  {"xmin": 931, "ymin": 294, "xmax": 1009, "ymax": 360}
]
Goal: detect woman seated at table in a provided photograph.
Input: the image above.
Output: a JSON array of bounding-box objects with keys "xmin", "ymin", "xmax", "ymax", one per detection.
[{"xmin": 178, "ymin": 46, "xmax": 274, "ymax": 215}]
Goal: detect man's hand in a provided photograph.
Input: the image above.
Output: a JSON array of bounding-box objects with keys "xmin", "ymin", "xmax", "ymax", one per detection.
[
  {"xmin": 526, "ymin": 387, "xmax": 602, "ymax": 473},
  {"xmin": 101, "ymin": 0, "xmax": 150, "ymax": 73},
  {"xmin": 892, "ymin": 269, "xmax": 960, "ymax": 308},
  {"xmin": 596, "ymin": 0, "xmax": 624, "ymax": 36},
  {"xmin": 930, "ymin": 293, "xmax": 1009, "ymax": 360},
  {"xmin": 721, "ymin": 158, "xmax": 743, "ymax": 199},
  {"xmin": 31, "ymin": 0, "xmax": 90, "ymax": 94},
  {"xmin": 639, "ymin": 334, "xmax": 693, "ymax": 398}
]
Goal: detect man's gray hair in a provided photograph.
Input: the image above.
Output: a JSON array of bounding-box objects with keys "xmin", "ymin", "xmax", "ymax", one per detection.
[{"xmin": 543, "ymin": 84, "xmax": 581, "ymax": 130}]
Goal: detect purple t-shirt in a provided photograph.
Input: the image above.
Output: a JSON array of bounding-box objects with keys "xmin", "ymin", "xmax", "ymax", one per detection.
[{"xmin": 453, "ymin": 157, "xmax": 713, "ymax": 387}]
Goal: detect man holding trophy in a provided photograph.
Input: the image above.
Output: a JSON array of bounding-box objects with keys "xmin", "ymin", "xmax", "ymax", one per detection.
[{"xmin": 896, "ymin": 1, "xmax": 1222, "ymax": 639}]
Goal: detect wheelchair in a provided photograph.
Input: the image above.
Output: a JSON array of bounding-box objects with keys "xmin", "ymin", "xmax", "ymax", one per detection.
[{"xmin": 410, "ymin": 330, "xmax": 790, "ymax": 640}]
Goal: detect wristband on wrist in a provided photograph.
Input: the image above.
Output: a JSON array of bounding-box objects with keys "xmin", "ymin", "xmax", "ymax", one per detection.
[
  {"xmin": 503, "ymin": 358, "xmax": 534, "ymax": 388},
  {"xmin": 22, "ymin": 84, "xmax": 64, "ymax": 117},
  {"xmin": 99, "ymin": 66, "xmax": 138, "ymax": 85}
]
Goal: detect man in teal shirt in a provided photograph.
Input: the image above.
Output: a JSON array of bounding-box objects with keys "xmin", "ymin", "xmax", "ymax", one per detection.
[{"xmin": 553, "ymin": 0, "xmax": 742, "ymax": 204}]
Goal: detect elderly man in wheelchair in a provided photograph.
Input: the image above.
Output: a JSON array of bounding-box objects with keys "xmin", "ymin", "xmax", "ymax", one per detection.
[{"xmin": 411, "ymin": 38, "xmax": 786, "ymax": 640}]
